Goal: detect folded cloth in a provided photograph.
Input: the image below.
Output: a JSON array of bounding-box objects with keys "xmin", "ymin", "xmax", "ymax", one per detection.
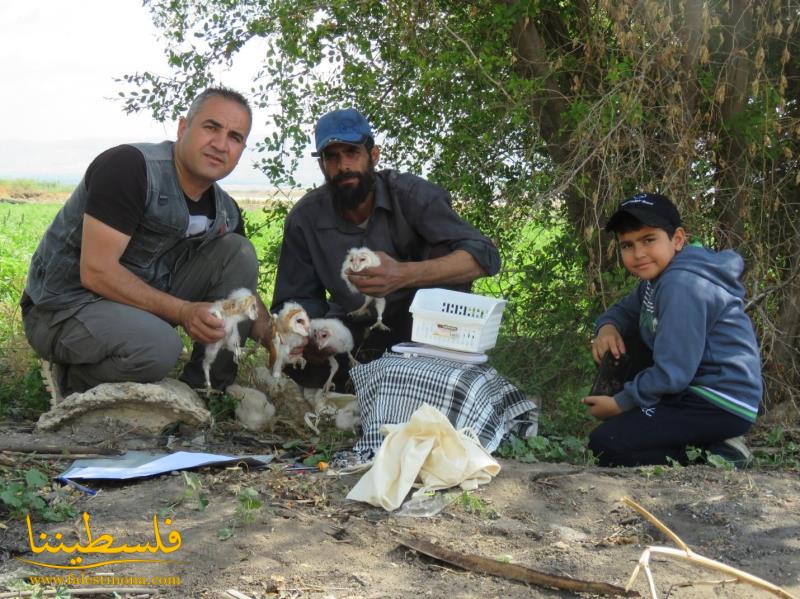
[
  {"xmin": 350, "ymin": 353, "xmax": 536, "ymax": 456},
  {"xmin": 346, "ymin": 404, "xmax": 501, "ymax": 510}
]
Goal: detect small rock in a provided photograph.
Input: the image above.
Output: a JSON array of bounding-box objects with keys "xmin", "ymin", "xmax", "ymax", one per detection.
[{"xmin": 550, "ymin": 524, "xmax": 588, "ymax": 542}]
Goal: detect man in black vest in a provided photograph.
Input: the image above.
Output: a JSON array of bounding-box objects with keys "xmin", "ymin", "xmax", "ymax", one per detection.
[
  {"xmin": 21, "ymin": 87, "xmax": 275, "ymax": 398},
  {"xmin": 271, "ymin": 108, "xmax": 501, "ymax": 389}
]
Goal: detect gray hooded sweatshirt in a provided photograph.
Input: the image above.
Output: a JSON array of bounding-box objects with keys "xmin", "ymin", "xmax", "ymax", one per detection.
[{"xmin": 595, "ymin": 245, "xmax": 762, "ymax": 422}]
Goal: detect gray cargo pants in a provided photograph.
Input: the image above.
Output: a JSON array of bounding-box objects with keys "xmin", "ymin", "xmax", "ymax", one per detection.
[{"xmin": 22, "ymin": 234, "xmax": 258, "ymax": 393}]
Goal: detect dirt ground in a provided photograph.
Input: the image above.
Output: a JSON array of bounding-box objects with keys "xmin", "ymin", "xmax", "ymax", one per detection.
[{"xmin": 1, "ymin": 418, "xmax": 799, "ymax": 599}]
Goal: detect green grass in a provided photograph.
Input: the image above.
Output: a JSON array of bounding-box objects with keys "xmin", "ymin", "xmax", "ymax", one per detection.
[
  {"xmin": 0, "ymin": 203, "xmax": 61, "ymax": 304},
  {"xmin": 0, "ymin": 203, "xmax": 64, "ymax": 419}
]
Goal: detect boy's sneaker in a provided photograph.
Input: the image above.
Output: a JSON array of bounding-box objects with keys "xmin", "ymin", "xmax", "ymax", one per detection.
[
  {"xmin": 707, "ymin": 436, "xmax": 753, "ymax": 468},
  {"xmin": 40, "ymin": 359, "xmax": 69, "ymax": 406}
]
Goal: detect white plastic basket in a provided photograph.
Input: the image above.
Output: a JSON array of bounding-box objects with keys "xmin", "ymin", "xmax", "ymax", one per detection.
[{"xmin": 409, "ymin": 288, "xmax": 507, "ymax": 353}]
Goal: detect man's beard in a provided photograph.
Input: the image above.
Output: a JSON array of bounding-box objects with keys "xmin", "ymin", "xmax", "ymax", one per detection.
[{"xmin": 328, "ymin": 162, "xmax": 376, "ymax": 212}]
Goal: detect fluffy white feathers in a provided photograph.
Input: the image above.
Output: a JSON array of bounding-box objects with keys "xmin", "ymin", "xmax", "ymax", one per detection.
[
  {"xmin": 309, "ymin": 318, "xmax": 358, "ymax": 393},
  {"xmin": 340, "ymin": 247, "xmax": 390, "ymax": 331},
  {"xmin": 203, "ymin": 288, "xmax": 258, "ymax": 392},
  {"xmin": 269, "ymin": 302, "xmax": 311, "ymax": 378},
  {"xmin": 228, "ymin": 384, "xmax": 275, "ymax": 432}
]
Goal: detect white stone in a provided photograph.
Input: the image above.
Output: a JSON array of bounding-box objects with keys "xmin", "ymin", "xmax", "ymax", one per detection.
[{"xmin": 36, "ymin": 378, "xmax": 210, "ymax": 433}]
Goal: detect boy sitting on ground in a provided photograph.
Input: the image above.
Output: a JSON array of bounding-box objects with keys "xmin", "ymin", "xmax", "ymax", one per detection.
[{"xmin": 583, "ymin": 192, "xmax": 762, "ymax": 467}]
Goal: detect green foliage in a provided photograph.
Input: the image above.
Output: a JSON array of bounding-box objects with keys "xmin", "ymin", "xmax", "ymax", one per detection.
[
  {"xmin": 161, "ymin": 471, "xmax": 209, "ymax": 515},
  {"xmin": 5, "ymin": 580, "xmax": 71, "ymax": 599},
  {"xmin": 451, "ymin": 490, "xmax": 499, "ymax": 520},
  {"xmin": 0, "ymin": 204, "xmax": 60, "ymax": 305},
  {"xmin": 0, "ymin": 467, "xmax": 77, "ymax": 522},
  {"xmin": 638, "ymin": 465, "xmax": 666, "ymax": 482},
  {"xmin": 0, "ymin": 203, "xmax": 63, "ymax": 420},
  {"xmin": 497, "ymin": 434, "xmax": 596, "ymax": 465},
  {"xmin": 705, "ymin": 453, "xmax": 736, "ymax": 471},
  {"xmin": 234, "ymin": 487, "xmax": 263, "ymax": 525},
  {"xmin": 684, "ymin": 446, "xmax": 704, "ymax": 464},
  {"xmin": 0, "ymin": 361, "xmax": 49, "ymax": 420},
  {"xmin": 284, "ymin": 428, "xmax": 355, "ymax": 467},
  {"xmin": 179, "ymin": 471, "xmax": 209, "ymax": 511},
  {"xmin": 205, "ymin": 391, "xmax": 239, "ymax": 422},
  {"xmin": 241, "ymin": 202, "xmax": 290, "ymax": 301},
  {"xmin": 752, "ymin": 427, "xmax": 800, "ymax": 470},
  {"xmin": 484, "ymin": 220, "xmax": 612, "ymax": 436}
]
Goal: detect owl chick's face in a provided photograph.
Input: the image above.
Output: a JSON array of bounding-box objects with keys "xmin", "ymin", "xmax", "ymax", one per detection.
[
  {"xmin": 346, "ymin": 248, "xmax": 379, "ymax": 272},
  {"xmin": 350, "ymin": 253, "xmax": 367, "ymax": 271},
  {"xmin": 315, "ymin": 327, "xmax": 331, "ymax": 349},
  {"xmin": 290, "ymin": 311, "xmax": 310, "ymax": 336},
  {"xmin": 242, "ymin": 295, "xmax": 258, "ymax": 320}
]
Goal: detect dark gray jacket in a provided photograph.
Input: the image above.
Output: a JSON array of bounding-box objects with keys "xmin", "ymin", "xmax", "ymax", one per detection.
[{"xmin": 271, "ymin": 169, "xmax": 500, "ymax": 318}]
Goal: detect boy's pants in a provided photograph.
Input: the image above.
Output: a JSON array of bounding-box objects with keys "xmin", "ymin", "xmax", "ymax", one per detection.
[
  {"xmin": 22, "ymin": 234, "xmax": 258, "ymax": 393},
  {"xmin": 588, "ymin": 333, "xmax": 752, "ymax": 467}
]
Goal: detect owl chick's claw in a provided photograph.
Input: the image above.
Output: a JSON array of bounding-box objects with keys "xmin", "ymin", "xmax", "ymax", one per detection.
[
  {"xmin": 368, "ymin": 317, "xmax": 390, "ymax": 332},
  {"xmin": 232, "ymin": 346, "xmax": 244, "ymax": 364},
  {"xmin": 347, "ymin": 304, "xmax": 371, "ymax": 318}
]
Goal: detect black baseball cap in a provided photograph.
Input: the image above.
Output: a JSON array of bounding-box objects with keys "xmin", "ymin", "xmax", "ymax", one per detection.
[{"xmin": 605, "ymin": 192, "xmax": 682, "ymax": 232}]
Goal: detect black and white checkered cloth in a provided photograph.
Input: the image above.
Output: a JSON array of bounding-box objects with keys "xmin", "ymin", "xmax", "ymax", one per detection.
[{"xmin": 349, "ymin": 352, "xmax": 537, "ymax": 456}]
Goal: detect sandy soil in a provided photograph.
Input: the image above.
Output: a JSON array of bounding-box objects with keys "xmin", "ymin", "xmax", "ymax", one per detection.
[{"xmin": 1, "ymin": 420, "xmax": 798, "ymax": 599}]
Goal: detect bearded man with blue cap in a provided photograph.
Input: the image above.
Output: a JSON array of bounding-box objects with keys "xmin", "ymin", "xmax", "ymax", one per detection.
[{"xmin": 271, "ymin": 108, "xmax": 500, "ymax": 389}]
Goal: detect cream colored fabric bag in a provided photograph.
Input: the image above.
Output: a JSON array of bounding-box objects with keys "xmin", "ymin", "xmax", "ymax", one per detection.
[{"xmin": 346, "ymin": 404, "xmax": 501, "ymax": 511}]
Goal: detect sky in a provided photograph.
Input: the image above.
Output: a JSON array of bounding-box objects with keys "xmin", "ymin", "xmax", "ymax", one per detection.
[{"xmin": 0, "ymin": 1, "xmax": 317, "ymax": 188}]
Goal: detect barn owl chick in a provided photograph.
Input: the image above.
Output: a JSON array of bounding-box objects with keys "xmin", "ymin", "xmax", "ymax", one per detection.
[
  {"xmin": 269, "ymin": 302, "xmax": 311, "ymax": 379},
  {"xmin": 335, "ymin": 400, "xmax": 361, "ymax": 432},
  {"xmin": 309, "ymin": 318, "xmax": 359, "ymax": 394},
  {"xmin": 340, "ymin": 247, "xmax": 390, "ymax": 331},
  {"xmin": 203, "ymin": 288, "xmax": 258, "ymax": 392},
  {"xmin": 229, "ymin": 384, "xmax": 275, "ymax": 433}
]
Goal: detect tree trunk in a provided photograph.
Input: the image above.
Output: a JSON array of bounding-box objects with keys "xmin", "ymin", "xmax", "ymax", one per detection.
[{"xmin": 714, "ymin": 0, "xmax": 754, "ymax": 248}]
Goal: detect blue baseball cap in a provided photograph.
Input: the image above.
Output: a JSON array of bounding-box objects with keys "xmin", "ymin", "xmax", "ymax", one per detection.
[{"xmin": 312, "ymin": 108, "xmax": 374, "ymax": 157}]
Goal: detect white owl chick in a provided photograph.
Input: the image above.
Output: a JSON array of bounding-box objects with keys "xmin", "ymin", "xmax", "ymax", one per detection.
[
  {"xmin": 269, "ymin": 302, "xmax": 311, "ymax": 379},
  {"xmin": 335, "ymin": 400, "xmax": 361, "ymax": 432},
  {"xmin": 229, "ymin": 384, "xmax": 276, "ymax": 433},
  {"xmin": 309, "ymin": 318, "xmax": 359, "ymax": 393},
  {"xmin": 203, "ymin": 288, "xmax": 258, "ymax": 392},
  {"xmin": 340, "ymin": 247, "xmax": 390, "ymax": 332}
]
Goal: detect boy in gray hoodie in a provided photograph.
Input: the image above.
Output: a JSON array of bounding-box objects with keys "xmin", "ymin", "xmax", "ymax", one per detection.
[{"xmin": 584, "ymin": 193, "xmax": 762, "ymax": 467}]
